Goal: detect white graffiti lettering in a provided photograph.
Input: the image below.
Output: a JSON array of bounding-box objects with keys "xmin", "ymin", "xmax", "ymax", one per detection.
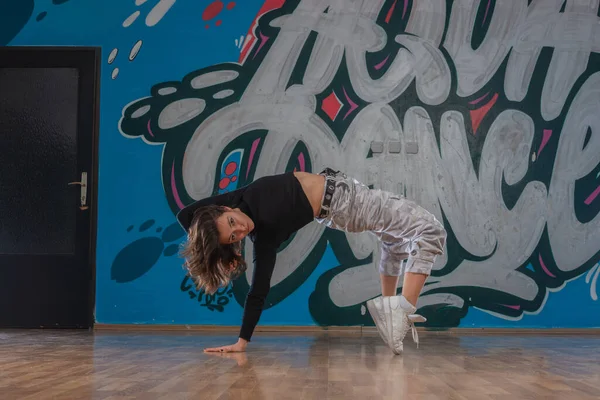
[{"xmin": 122, "ymin": 0, "xmax": 600, "ymax": 320}]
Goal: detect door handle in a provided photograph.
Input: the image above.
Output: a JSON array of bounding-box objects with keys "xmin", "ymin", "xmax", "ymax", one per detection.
[{"xmin": 68, "ymin": 172, "xmax": 88, "ymax": 210}]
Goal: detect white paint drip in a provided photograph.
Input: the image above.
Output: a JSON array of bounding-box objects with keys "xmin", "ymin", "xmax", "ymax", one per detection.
[
  {"xmin": 123, "ymin": 10, "xmax": 141, "ymax": 27},
  {"xmin": 112, "ymin": 68, "xmax": 119, "ymax": 80},
  {"xmin": 146, "ymin": 0, "xmax": 176, "ymax": 27},
  {"xmin": 158, "ymin": 87, "xmax": 177, "ymax": 96},
  {"xmin": 213, "ymin": 89, "xmax": 234, "ymax": 99},
  {"xmin": 235, "ymin": 35, "xmax": 245, "ymax": 49},
  {"xmin": 131, "ymin": 105, "xmax": 151, "ymax": 118},
  {"xmin": 191, "ymin": 70, "xmax": 239, "ymax": 89},
  {"xmin": 108, "ymin": 48, "xmax": 118, "ymax": 64},
  {"xmin": 585, "ymin": 264, "xmax": 600, "ymax": 301},
  {"xmin": 135, "ymin": 0, "xmax": 148, "ymax": 5},
  {"xmin": 593, "ymin": 268, "xmax": 599, "ymax": 302},
  {"xmin": 158, "ymin": 99, "xmax": 206, "ymax": 130},
  {"xmin": 129, "ymin": 40, "xmax": 143, "ymax": 61}
]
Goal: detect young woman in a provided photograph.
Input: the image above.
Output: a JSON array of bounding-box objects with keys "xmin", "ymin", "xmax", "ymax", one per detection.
[{"xmin": 177, "ymin": 168, "xmax": 447, "ymax": 355}]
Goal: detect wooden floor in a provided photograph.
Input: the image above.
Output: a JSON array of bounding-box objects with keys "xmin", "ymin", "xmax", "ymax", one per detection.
[{"xmin": 1, "ymin": 329, "xmax": 600, "ymax": 399}]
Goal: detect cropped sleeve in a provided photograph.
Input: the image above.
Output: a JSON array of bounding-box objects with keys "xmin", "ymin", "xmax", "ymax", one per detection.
[{"xmin": 238, "ymin": 237, "xmax": 277, "ymax": 341}]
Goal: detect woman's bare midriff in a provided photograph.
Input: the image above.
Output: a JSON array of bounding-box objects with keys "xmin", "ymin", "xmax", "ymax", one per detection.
[{"xmin": 293, "ymin": 171, "xmax": 326, "ymax": 217}]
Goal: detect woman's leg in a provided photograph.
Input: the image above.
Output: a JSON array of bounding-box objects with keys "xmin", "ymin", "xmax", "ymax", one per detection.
[
  {"xmin": 380, "ymin": 272, "xmax": 427, "ymax": 302},
  {"xmin": 401, "ymin": 272, "xmax": 427, "ymax": 306},
  {"xmin": 380, "ymin": 272, "xmax": 427, "ymax": 304},
  {"xmin": 380, "ymin": 274, "xmax": 399, "ymax": 297},
  {"xmin": 369, "ymin": 245, "xmax": 431, "ymax": 354},
  {"xmin": 314, "ymin": 168, "xmax": 446, "ymax": 354},
  {"xmin": 368, "ymin": 199, "xmax": 445, "ymax": 354}
]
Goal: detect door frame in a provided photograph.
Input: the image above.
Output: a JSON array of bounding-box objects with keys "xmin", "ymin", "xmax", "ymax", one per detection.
[{"xmin": 0, "ymin": 46, "xmax": 101, "ymax": 328}]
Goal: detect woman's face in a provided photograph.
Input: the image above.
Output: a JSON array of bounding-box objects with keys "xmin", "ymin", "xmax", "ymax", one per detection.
[{"xmin": 215, "ymin": 207, "xmax": 254, "ymax": 245}]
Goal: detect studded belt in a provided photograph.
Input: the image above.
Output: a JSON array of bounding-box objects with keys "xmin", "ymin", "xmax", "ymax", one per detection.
[{"xmin": 318, "ymin": 167, "xmax": 341, "ymax": 219}]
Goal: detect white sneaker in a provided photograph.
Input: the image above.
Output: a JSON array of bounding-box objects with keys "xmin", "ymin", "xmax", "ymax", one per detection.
[
  {"xmin": 367, "ymin": 295, "xmax": 426, "ymax": 355},
  {"xmin": 366, "ymin": 296, "xmax": 391, "ymax": 347}
]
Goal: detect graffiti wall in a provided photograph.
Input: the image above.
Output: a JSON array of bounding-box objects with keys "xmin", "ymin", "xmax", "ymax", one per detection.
[{"xmin": 5, "ymin": 0, "xmax": 600, "ymax": 329}]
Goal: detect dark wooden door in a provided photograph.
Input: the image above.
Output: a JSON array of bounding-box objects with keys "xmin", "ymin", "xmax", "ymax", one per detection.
[{"xmin": 0, "ymin": 47, "xmax": 99, "ymax": 328}]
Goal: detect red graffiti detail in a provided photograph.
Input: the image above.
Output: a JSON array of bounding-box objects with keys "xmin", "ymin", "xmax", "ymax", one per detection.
[
  {"xmin": 231, "ymin": 176, "xmax": 238, "ymax": 182},
  {"xmin": 225, "ymin": 161, "xmax": 237, "ymax": 175},
  {"xmin": 385, "ymin": 0, "xmax": 397, "ymax": 23},
  {"xmin": 203, "ymin": 1, "xmax": 224, "ymax": 21},
  {"xmin": 239, "ymin": 0, "xmax": 286, "ymax": 63},
  {"xmin": 219, "ymin": 177, "xmax": 231, "ymax": 189},
  {"xmin": 216, "ymin": 19, "xmax": 222, "ymax": 26},
  {"xmin": 470, "ymin": 93, "xmax": 498, "ymax": 135},
  {"xmin": 322, "ymin": 91, "xmax": 342, "ymax": 121},
  {"xmin": 227, "ymin": 2, "xmax": 236, "ymax": 10}
]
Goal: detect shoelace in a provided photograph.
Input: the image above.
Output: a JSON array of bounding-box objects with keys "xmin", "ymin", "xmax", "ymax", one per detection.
[{"xmin": 407, "ymin": 314, "xmax": 426, "ymax": 348}]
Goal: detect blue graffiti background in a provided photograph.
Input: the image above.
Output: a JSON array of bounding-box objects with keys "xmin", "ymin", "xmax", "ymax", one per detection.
[
  {"xmin": 3, "ymin": 0, "xmax": 267, "ymax": 325},
  {"xmin": 3, "ymin": 0, "xmax": 600, "ymax": 328}
]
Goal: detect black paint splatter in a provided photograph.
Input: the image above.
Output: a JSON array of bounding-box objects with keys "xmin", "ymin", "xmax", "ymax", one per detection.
[
  {"xmin": 36, "ymin": 0, "xmax": 73, "ymax": 24},
  {"xmin": 112, "ymin": 221, "xmax": 185, "ymax": 282},
  {"xmin": 0, "ymin": 0, "xmax": 34, "ymax": 45}
]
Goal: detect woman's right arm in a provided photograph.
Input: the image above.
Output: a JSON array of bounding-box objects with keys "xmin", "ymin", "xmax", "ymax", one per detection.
[
  {"xmin": 238, "ymin": 241, "xmax": 277, "ymax": 342},
  {"xmin": 204, "ymin": 238, "xmax": 278, "ymax": 353}
]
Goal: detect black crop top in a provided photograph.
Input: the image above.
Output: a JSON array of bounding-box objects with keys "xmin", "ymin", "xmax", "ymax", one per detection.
[{"xmin": 176, "ymin": 172, "xmax": 315, "ymax": 341}]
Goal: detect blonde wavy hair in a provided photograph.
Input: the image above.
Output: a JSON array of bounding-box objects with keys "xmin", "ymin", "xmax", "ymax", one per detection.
[{"xmin": 179, "ymin": 205, "xmax": 246, "ymax": 294}]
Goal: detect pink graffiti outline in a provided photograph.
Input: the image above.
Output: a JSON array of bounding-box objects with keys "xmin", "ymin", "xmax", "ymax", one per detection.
[
  {"xmin": 500, "ymin": 304, "xmax": 521, "ymax": 310},
  {"xmin": 298, "ymin": 152, "xmax": 305, "ymax": 171},
  {"xmin": 246, "ymin": 138, "xmax": 261, "ymax": 178},
  {"xmin": 482, "ymin": 0, "xmax": 492, "ymax": 25},
  {"xmin": 342, "ymin": 87, "xmax": 358, "ymax": 120},
  {"xmin": 147, "ymin": 120, "xmax": 155, "ymax": 137},
  {"xmin": 537, "ymin": 129, "xmax": 552, "ymax": 156},
  {"xmin": 253, "ymin": 32, "xmax": 269, "ymax": 60},
  {"xmin": 469, "ymin": 92, "xmax": 489, "ymax": 105},
  {"xmin": 171, "ymin": 162, "xmax": 185, "ymax": 210},
  {"xmin": 584, "ymin": 185, "xmax": 600, "ymax": 205},
  {"xmin": 374, "ymin": 55, "xmax": 390, "ymax": 71},
  {"xmin": 539, "ymin": 254, "xmax": 556, "ymax": 278}
]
